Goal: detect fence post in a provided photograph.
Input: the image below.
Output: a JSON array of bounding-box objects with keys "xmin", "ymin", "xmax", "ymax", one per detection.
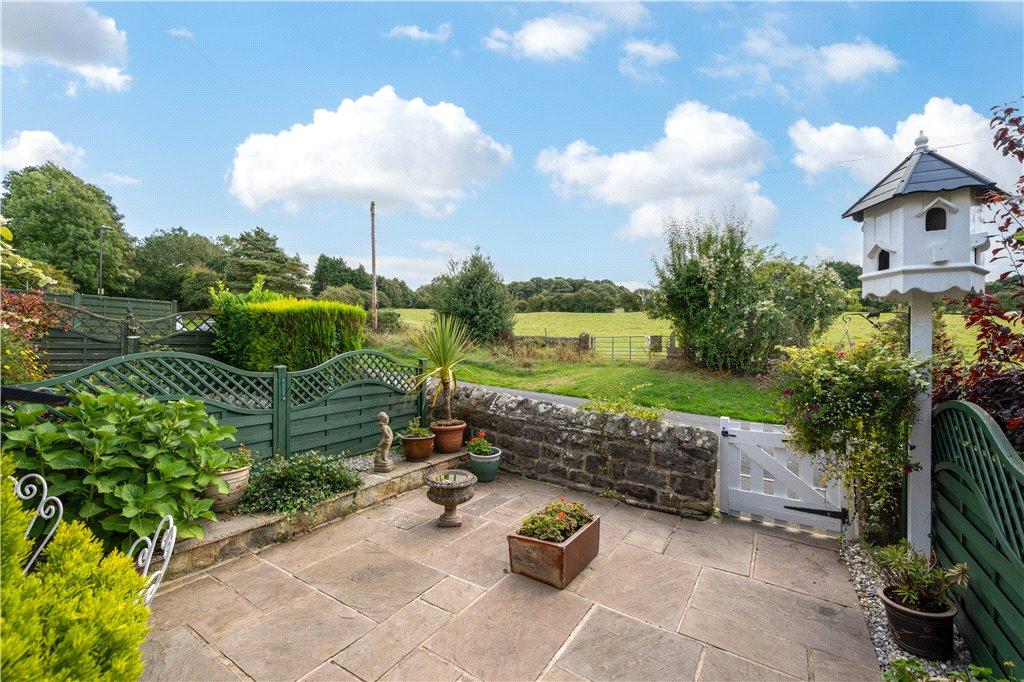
[
  {"xmin": 118, "ymin": 320, "xmax": 129, "ymax": 355},
  {"xmin": 418, "ymin": 358, "xmax": 427, "ymax": 423},
  {"xmin": 272, "ymin": 366, "xmax": 290, "ymax": 455},
  {"xmin": 717, "ymin": 416, "xmax": 733, "ymax": 517}
]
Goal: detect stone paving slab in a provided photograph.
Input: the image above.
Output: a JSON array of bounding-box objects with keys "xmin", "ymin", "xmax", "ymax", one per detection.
[{"xmin": 144, "ymin": 474, "xmax": 879, "ymax": 681}]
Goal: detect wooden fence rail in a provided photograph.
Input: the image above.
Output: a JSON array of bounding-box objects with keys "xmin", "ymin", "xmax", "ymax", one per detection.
[
  {"xmin": 16, "ymin": 350, "xmax": 426, "ymax": 461},
  {"xmin": 932, "ymin": 400, "xmax": 1024, "ymax": 677}
]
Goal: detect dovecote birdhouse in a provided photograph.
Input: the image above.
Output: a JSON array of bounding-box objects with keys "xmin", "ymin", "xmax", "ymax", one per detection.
[{"xmin": 842, "ymin": 132, "xmax": 1000, "ymax": 301}]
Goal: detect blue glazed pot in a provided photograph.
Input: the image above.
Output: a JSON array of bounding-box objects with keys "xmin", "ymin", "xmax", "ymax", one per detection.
[{"xmin": 468, "ymin": 447, "xmax": 501, "ymax": 482}]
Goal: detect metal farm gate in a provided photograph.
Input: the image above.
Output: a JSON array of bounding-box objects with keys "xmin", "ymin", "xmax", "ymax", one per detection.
[
  {"xmin": 718, "ymin": 416, "xmax": 846, "ymax": 534},
  {"xmin": 18, "ymin": 350, "xmax": 426, "ymax": 461}
]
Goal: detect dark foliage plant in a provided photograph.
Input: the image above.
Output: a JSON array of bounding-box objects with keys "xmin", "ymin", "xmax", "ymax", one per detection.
[
  {"xmin": 236, "ymin": 451, "xmax": 362, "ymax": 515},
  {"xmin": 874, "ymin": 540, "xmax": 969, "ymax": 612}
]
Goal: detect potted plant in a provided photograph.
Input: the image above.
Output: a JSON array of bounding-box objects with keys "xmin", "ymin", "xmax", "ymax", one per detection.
[
  {"xmin": 401, "ymin": 417, "xmax": 435, "ymax": 462},
  {"xmin": 467, "ymin": 430, "xmax": 501, "ymax": 482},
  {"xmin": 874, "ymin": 540, "xmax": 969, "ymax": 660},
  {"xmin": 411, "ymin": 315, "xmax": 477, "ymax": 454},
  {"xmin": 507, "ymin": 499, "xmax": 600, "ymax": 589},
  {"xmin": 203, "ymin": 444, "xmax": 254, "ymax": 513}
]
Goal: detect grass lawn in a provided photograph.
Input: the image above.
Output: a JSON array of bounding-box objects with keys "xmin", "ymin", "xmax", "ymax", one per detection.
[{"xmin": 369, "ymin": 334, "xmax": 782, "ymax": 423}]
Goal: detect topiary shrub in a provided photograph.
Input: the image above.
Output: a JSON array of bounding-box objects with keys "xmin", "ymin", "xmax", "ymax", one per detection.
[
  {"xmin": 244, "ymin": 298, "xmax": 366, "ymax": 370},
  {"xmin": 1, "ymin": 458, "xmax": 150, "ymax": 681}
]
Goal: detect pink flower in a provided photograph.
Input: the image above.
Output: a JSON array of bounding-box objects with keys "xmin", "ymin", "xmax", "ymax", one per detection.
[
  {"xmin": 903, "ymin": 464, "xmax": 914, "ymax": 474},
  {"xmin": 782, "ymin": 388, "xmax": 793, "ymax": 397}
]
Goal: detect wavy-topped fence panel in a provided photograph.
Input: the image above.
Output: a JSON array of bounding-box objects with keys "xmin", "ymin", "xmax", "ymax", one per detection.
[{"xmin": 932, "ymin": 401, "xmax": 1024, "ymax": 677}]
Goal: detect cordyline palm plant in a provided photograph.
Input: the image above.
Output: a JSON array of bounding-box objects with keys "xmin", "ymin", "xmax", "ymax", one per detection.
[{"xmin": 411, "ymin": 315, "xmax": 477, "ymax": 425}]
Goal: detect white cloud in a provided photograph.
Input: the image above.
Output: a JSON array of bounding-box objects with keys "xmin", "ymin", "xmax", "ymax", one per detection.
[
  {"xmin": 168, "ymin": 27, "xmax": 194, "ymax": 40},
  {"xmin": 229, "ymin": 86, "xmax": 512, "ymax": 215},
  {"xmin": 484, "ymin": 4, "xmax": 645, "ymax": 62},
  {"xmin": 1, "ymin": 131, "xmax": 85, "ymax": 172},
  {"xmin": 537, "ymin": 100, "xmax": 775, "ymax": 240},
  {"xmin": 386, "ymin": 23, "xmax": 452, "ymax": 43},
  {"xmin": 789, "ymin": 97, "xmax": 1022, "ymax": 192},
  {"xmin": 589, "ymin": 2, "xmax": 651, "ymax": 28},
  {"xmin": 619, "ymin": 39, "xmax": 677, "ymax": 82},
  {"xmin": 102, "ymin": 172, "xmax": 141, "ymax": 186},
  {"xmin": 1, "ymin": 2, "xmax": 131, "ymax": 92},
  {"xmin": 702, "ymin": 27, "xmax": 898, "ymax": 97},
  {"xmin": 615, "ymin": 280, "xmax": 649, "ymax": 291},
  {"xmin": 484, "ymin": 15, "xmax": 605, "ymax": 61}
]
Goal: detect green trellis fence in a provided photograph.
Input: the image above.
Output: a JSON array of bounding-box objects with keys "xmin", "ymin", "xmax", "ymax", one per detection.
[
  {"xmin": 16, "ymin": 350, "xmax": 427, "ymax": 460},
  {"xmin": 932, "ymin": 400, "xmax": 1024, "ymax": 677}
]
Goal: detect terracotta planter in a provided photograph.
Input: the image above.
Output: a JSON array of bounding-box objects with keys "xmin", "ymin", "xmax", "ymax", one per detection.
[
  {"xmin": 508, "ymin": 516, "xmax": 600, "ymax": 589},
  {"xmin": 879, "ymin": 587, "xmax": 958, "ymax": 660},
  {"xmin": 430, "ymin": 421, "xmax": 467, "ymax": 454},
  {"xmin": 402, "ymin": 434, "xmax": 435, "ymax": 461},
  {"xmin": 204, "ymin": 464, "xmax": 252, "ymax": 513}
]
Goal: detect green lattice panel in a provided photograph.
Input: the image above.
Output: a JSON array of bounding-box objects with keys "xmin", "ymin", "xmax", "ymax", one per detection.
[
  {"xmin": 137, "ymin": 312, "xmax": 216, "ymax": 344},
  {"xmin": 932, "ymin": 401, "xmax": 1024, "ymax": 678},
  {"xmin": 22, "ymin": 352, "xmax": 274, "ymax": 411},
  {"xmin": 289, "ymin": 351, "xmax": 419, "ymax": 408}
]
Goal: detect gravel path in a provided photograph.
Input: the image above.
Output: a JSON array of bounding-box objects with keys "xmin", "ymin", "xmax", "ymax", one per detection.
[{"xmin": 839, "ymin": 540, "xmax": 972, "ymax": 677}]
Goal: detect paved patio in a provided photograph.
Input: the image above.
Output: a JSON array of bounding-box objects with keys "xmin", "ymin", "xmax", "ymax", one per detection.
[{"xmin": 143, "ymin": 474, "xmax": 881, "ymax": 681}]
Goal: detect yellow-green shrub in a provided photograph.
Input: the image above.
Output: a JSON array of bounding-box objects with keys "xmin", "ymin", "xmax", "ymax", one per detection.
[
  {"xmin": 243, "ymin": 298, "xmax": 366, "ymax": 370},
  {"xmin": 0, "ymin": 458, "xmax": 150, "ymax": 681}
]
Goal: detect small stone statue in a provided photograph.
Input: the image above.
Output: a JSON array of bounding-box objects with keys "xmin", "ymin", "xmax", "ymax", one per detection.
[{"xmin": 374, "ymin": 411, "xmax": 395, "ymax": 473}]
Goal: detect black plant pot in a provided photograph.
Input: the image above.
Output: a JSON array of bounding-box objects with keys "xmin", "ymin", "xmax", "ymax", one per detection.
[{"xmin": 879, "ymin": 587, "xmax": 957, "ymax": 660}]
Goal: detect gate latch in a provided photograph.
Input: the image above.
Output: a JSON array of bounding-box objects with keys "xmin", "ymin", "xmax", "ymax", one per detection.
[{"xmin": 783, "ymin": 504, "xmax": 849, "ymax": 523}]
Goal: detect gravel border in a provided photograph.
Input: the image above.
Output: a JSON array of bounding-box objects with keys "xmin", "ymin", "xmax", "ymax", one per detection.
[{"xmin": 839, "ymin": 540, "xmax": 972, "ymax": 678}]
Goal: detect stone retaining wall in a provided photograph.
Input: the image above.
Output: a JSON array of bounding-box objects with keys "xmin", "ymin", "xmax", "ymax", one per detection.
[{"xmin": 446, "ymin": 386, "xmax": 717, "ymax": 517}]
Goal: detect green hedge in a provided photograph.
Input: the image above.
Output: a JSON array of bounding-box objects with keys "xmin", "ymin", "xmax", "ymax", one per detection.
[{"xmin": 244, "ymin": 299, "xmax": 366, "ymax": 370}]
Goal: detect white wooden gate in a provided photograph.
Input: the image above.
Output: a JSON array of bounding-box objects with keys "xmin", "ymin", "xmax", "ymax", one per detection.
[{"xmin": 718, "ymin": 416, "xmax": 847, "ymax": 534}]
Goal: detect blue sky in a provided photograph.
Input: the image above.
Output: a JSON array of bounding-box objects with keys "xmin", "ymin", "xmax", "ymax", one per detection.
[{"xmin": 3, "ymin": 1, "xmax": 1022, "ymax": 287}]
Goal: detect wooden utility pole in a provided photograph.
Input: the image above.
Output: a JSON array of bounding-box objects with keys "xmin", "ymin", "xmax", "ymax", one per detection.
[{"xmin": 370, "ymin": 201, "xmax": 378, "ymax": 332}]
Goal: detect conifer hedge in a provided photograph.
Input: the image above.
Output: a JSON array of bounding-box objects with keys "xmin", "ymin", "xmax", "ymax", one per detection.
[{"xmin": 238, "ymin": 299, "xmax": 366, "ymax": 370}]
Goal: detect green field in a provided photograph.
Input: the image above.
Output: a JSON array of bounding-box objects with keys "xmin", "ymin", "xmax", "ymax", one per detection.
[{"xmin": 393, "ymin": 308, "xmax": 977, "ymax": 354}]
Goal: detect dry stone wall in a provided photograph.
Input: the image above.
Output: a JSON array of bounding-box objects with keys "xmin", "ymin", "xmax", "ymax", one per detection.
[{"xmin": 445, "ymin": 386, "xmax": 717, "ymax": 517}]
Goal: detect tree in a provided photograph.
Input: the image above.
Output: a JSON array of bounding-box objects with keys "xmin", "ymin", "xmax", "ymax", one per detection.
[
  {"xmin": 650, "ymin": 210, "xmax": 843, "ymax": 374},
  {"xmin": 133, "ymin": 227, "xmax": 228, "ymax": 304},
  {"xmin": 223, "ymin": 227, "xmax": 308, "ymax": 295},
  {"xmin": 378, "ymin": 276, "xmax": 419, "ymax": 308},
  {"xmin": 318, "ymin": 284, "xmax": 372, "ymax": 308},
  {"xmin": 822, "ymin": 260, "xmax": 862, "ymax": 289},
  {"xmin": 433, "ymin": 248, "xmax": 516, "ymax": 341},
  {"xmin": 2, "ymin": 163, "xmax": 137, "ymax": 294}
]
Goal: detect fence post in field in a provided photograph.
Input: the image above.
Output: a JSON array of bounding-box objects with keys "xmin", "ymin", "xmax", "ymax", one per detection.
[
  {"xmin": 272, "ymin": 365, "xmax": 290, "ymax": 456},
  {"xmin": 578, "ymin": 333, "xmax": 590, "ymax": 354}
]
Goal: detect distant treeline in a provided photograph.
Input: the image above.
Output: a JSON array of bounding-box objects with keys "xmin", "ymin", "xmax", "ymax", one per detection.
[{"xmin": 507, "ymin": 277, "xmax": 652, "ymax": 313}]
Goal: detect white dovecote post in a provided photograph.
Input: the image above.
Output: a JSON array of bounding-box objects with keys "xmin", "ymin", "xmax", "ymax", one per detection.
[{"xmin": 841, "ymin": 131, "xmax": 1001, "ymax": 553}]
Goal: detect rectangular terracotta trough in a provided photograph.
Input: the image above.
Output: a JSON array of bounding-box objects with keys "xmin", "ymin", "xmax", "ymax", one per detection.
[{"xmin": 507, "ymin": 516, "xmax": 600, "ymax": 589}]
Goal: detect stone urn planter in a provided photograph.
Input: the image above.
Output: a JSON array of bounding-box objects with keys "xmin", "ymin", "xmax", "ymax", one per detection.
[
  {"xmin": 424, "ymin": 469, "xmax": 476, "ymax": 527},
  {"xmin": 204, "ymin": 464, "xmax": 252, "ymax": 513},
  {"xmin": 508, "ymin": 510, "xmax": 600, "ymax": 589},
  {"xmin": 879, "ymin": 587, "xmax": 958, "ymax": 660},
  {"xmin": 430, "ymin": 421, "xmax": 467, "ymax": 454}
]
